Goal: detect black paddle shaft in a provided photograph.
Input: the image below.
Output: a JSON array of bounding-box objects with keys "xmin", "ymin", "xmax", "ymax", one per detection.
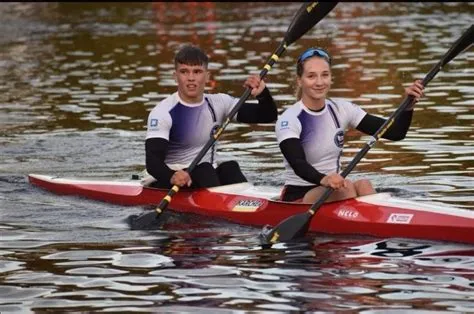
[
  {"xmin": 186, "ymin": 43, "xmax": 286, "ymax": 173},
  {"xmin": 155, "ymin": 2, "xmax": 339, "ymax": 213}
]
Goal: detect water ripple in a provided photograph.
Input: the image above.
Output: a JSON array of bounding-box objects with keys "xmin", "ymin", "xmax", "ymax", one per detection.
[{"xmin": 0, "ymin": 2, "xmax": 473, "ymax": 312}]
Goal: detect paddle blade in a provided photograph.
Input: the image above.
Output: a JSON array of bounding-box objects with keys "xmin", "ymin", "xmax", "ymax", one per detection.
[
  {"xmin": 134, "ymin": 185, "xmax": 178, "ymax": 229},
  {"xmin": 440, "ymin": 24, "xmax": 473, "ymax": 67},
  {"xmin": 128, "ymin": 210, "xmax": 161, "ymax": 230},
  {"xmin": 259, "ymin": 211, "xmax": 312, "ymax": 244},
  {"xmin": 284, "ymin": 2, "xmax": 338, "ymax": 46}
]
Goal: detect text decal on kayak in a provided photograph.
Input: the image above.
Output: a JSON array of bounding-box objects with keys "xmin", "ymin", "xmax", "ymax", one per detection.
[
  {"xmin": 387, "ymin": 213, "xmax": 413, "ymax": 224},
  {"xmin": 337, "ymin": 208, "xmax": 359, "ymax": 219},
  {"xmin": 232, "ymin": 199, "xmax": 263, "ymax": 212}
]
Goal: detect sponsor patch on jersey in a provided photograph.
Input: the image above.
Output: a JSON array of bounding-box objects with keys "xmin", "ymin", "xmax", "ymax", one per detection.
[
  {"xmin": 334, "ymin": 129, "xmax": 344, "ymax": 148},
  {"xmin": 210, "ymin": 124, "xmax": 219, "ymax": 137},
  {"xmin": 280, "ymin": 120, "xmax": 289, "ymax": 129},
  {"xmin": 232, "ymin": 199, "xmax": 263, "ymax": 212},
  {"xmin": 387, "ymin": 213, "xmax": 413, "ymax": 224},
  {"xmin": 150, "ymin": 119, "xmax": 158, "ymax": 127}
]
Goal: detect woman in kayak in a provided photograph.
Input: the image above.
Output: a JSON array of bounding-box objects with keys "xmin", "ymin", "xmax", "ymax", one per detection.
[
  {"xmin": 146, "ymin": 45, "xmax": 277, "ymax": 189},
  {"xmin": 275, "ymin": 47, "xmax": 424, "ymax": 203}
]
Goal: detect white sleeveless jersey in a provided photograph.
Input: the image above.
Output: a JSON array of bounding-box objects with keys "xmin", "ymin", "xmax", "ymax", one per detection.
[
  {"xmin": 146, "ymin": 92, "xmax": 238, "ymax": 170},
  {"xmin": 275, "ymin": 98, "xmax": 367, "ymax": 186}
]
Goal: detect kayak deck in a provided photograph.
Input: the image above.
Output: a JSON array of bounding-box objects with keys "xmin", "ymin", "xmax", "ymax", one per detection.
[{"xmin": 28, "ymin": 174, "xmax": 474, "ymax": 244}]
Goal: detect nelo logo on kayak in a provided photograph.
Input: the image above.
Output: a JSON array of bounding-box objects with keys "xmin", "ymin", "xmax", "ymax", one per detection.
[
  {"xmin": 232, "ymin": 199, "xmax": 263, "ymax": 212},
  {"xmin": 387, "ymin": 213, "xmax": 413, "ymax": 224},
  {"xmin": 337, "ymin": 208, "xmax": 359, "ymax": 219}
]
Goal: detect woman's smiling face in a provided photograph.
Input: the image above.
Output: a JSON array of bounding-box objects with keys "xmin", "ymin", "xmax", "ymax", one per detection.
[{"xmin": 297, "ymin": 57, "xmax": 332, "ymax": 103}]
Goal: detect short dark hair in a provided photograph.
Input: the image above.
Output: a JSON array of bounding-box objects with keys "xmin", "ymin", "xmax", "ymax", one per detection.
[{"xmin": 174, "ymin": 45, "xmax": 209, "ymax": 68}]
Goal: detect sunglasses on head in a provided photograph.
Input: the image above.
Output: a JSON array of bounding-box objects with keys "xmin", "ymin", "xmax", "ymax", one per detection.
[{"xmin": 297, "ymin": 47, "xmax": 331, "ymax": 65}]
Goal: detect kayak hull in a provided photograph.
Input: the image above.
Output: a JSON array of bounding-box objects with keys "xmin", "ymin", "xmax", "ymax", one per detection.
[{"xmin": 28, "ymin": 174, "xmax": 474, "ymax": 244}]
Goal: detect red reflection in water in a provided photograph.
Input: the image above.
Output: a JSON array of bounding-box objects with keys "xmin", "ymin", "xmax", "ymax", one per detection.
[
  {"xmin": 152, "ymin": 2, "xmax": 218, "ymax": 91},
  {"xmin": 152, "ymin": 2, "xmax": 216, "ymax": 45}
]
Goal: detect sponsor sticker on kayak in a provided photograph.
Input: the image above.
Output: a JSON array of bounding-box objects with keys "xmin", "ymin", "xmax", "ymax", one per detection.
[
  {"xmin": 232, "ymin": 199, "xmax": 263, "ymax": 212},
  {"xmin": 387, "ymin": 213, "xmax": 413, "ymax": 224},
  {"xmin": 337, "ymin": 208, "xmax": 359, "ymax": 219}
]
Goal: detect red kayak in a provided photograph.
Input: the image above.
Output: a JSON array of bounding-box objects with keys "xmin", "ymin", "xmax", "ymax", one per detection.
[{"xmin": 28, "ymin": 174, "xmax": 474, "ymax": 244}]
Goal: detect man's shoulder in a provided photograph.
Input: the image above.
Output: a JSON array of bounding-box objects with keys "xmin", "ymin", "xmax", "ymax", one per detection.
[
  {"xmin": 204, "ymin": 92, "xmax": 235, "ymax": 105},
  {"xmin": 147, "ymin": 94, "xmax": 177, "ymax": 118},
  {"xmin": 151, "ymin": 93, "xmax": 177, "ymax": 110}
]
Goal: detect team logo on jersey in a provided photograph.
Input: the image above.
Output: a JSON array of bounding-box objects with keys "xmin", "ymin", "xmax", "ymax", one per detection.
[
  {"xmin": 280, "ymin": 120, "xmax": 289, "ymax": 129},
  {"xmin": 210, "ymin": 124, "xmax": 219, "ymax": 138},
  {"xmin": 150, "ymin": 119, "xmax": 158, "ymax": 127},
  {"xmin": 334, "ymin": 129, "xmax": 344, "ymax": 148}
]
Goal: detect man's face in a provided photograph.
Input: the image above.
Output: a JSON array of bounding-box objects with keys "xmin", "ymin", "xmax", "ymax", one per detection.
[{"xmin": 174, "ymin": 63, "xmax": 209, "ymax": 103}]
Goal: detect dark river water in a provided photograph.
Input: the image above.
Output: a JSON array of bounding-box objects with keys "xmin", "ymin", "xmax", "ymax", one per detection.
[{"xmin": 1, "ymin": 2, "xmax": 473, "ymax": 313}]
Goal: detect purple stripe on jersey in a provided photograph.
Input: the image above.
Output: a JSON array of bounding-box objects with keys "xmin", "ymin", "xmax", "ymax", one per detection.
[
  {"xmin": 297, "ymin": 110, "xmax": 313, "ymax": 143},
  {"xmin": 297, "ymin": 110, "xmax": 325, "ymax": 149},
  {"xmin": 327, "ymin": 104, "xmax": 340, "ymax": 128},
  {"xmin": 169, "ymin": 103, "xmax": 205, "ymax": 145}
]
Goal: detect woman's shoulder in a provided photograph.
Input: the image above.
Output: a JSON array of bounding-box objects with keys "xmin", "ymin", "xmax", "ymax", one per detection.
[
  {"xmin": 327, "ymin": 97, "xmax": 357, "ymax": 107},
  {"xmin": 327, "ymin": 97, "xmax": 366, "ymax": 120},
  {"xmin": 280, "ymin": 101, "xmax": 303, "ymax": 116},
  {"xmin": 327, "ymin": 97, "xmax": 363, "ymax": 113}
]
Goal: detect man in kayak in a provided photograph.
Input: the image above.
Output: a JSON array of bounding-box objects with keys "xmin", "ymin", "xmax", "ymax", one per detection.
[
  {"xmin": 146, "ymin": 45, "xmax": 277, "ymax": 189},
  {"xmin": 276, "ymin": 47, "xmax": 425, "ymax": 203}
]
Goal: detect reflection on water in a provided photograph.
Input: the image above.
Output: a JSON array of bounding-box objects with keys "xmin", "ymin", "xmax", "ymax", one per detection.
[
  {"xmin": 1, "ymin": 232, "xmax": 474, "ymax": 312},
  {"xmin": 0, "ymin": 2, "xmax": 473, "ymax": 312}
]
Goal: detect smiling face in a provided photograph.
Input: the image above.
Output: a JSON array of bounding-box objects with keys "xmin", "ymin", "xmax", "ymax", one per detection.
[
  {"xmin": 297, "ymin": 57, "xmax": 332, "ymax": 109},
  {"xmin": 174, "ymin": 63, "xmax": 210, "ymax": 103}
]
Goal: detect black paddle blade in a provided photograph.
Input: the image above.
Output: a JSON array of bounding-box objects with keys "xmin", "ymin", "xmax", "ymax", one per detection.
[
  {"xmin": 133, "ymin": 188, "xmax": 176, "ymax": 229},
  {"xmin": 259, "ymin": 211, "xmax": 313, "ymax": 244},
  {"xmin": 284, "ymin": 2, "xmax": 338, "ymax": 46},
  {"xmin": 128, "ymin": 210, "xmax": 162, "ymax": 230}
]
